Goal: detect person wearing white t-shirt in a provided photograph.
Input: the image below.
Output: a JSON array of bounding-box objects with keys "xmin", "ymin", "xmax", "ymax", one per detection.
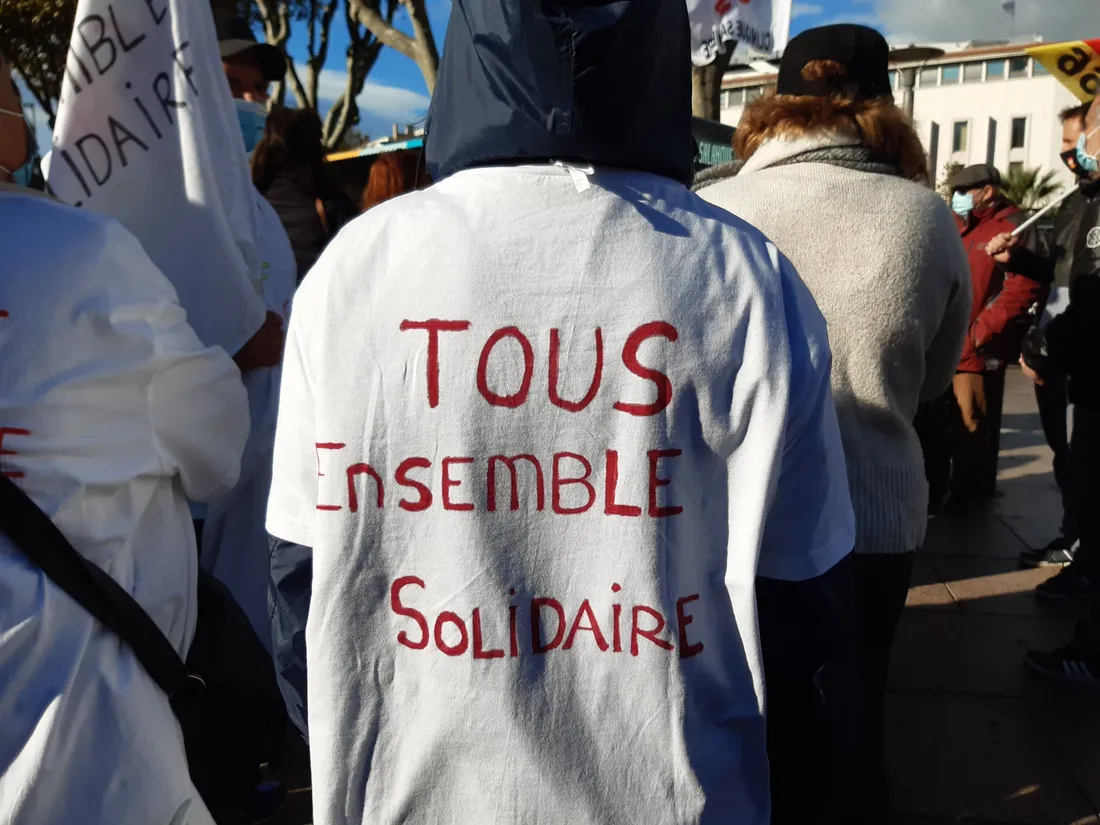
[
  {"xmin": 0, "ymin": 53, "xmax": 248, "ymax": 825},
  {"xmin": 199, "ymin": 19, "xmax": 298, "ymax": 660},
  {"xmin": 266, "ymin": 1, "xmax": 856, "ymax": 823}
]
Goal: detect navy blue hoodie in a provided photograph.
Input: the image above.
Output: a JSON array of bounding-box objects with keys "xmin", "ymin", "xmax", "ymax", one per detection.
[{"xmin": 425, "ymin": 0, "xmax": 696, "ymax": 186}]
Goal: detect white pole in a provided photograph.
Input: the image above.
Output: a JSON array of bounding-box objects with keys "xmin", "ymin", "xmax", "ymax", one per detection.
[{"xmin": 1011, "ymin": 186, "xmax": 1077, "ymax": 237}]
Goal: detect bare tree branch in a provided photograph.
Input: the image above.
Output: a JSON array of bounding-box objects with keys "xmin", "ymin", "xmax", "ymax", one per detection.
[
  {"xmin": 347, "ymin": 0, "xmax": 416, "ymax": 60},
  {"xmin": 398, "ymin": 0, "xmax": 439, "ymax": 92},
  {"xmin": 307, "ymin": 1, "xmax": 340, "ymax": 107},
  {"xmin": 321, "ymin": 3, "xmax": 385, "ymax": 148}
]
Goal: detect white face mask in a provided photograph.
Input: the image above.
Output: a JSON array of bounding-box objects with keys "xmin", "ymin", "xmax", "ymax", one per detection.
[{"xmin": 0, "ymin": 106, "xmax": 34, "ymax": 186}]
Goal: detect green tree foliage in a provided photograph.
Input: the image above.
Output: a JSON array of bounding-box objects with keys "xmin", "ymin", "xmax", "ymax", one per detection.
[
  {"xmin": 0, "ymin": 0, "xmax": 74, "ymax": 126},
  {"xmin": 0, "ymin": 0, "xmax": 257, "ymax": 126},
  {"xmin": 1001, "ymin": 165, "xmax": 1063, "ymax": 212},
  {"xmin": 937, "ymin": 161, "xmax": 964, "ymax": 202}
]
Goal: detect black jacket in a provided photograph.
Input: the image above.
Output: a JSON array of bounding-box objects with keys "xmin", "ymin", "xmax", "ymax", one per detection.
[
  {"xmin": 1023, "ymin": 179, "xmax": 1100, "ymax": 403},
  {"xmin": 260, "ymin": 173, "xmax": 356, "ymax": 283},
  {"xmin": 1049, "ymin": 179, "xmax": 1100, "ymax": 403},
  {"xmin": 1009, "ymin": 187, "xmax": 1088, "ymax": 293}
]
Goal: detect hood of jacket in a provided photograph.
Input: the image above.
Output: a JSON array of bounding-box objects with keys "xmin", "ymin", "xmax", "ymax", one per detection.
[{"xmin": 425, "ymin": 0, "xmax": 695, "ymax": 186}]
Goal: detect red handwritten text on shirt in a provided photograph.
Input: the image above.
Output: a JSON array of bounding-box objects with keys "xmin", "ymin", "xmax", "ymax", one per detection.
[
  {"xmin": 391, "ymin": 577, "xmax": 705, "ymax": 659},
  {"xmin": 314, "ymin": 444, "xmax": 682, "ymax": 518},
  {"xmin": 400, "ymin": 320, "xmax": 677, "ymax": 416}
]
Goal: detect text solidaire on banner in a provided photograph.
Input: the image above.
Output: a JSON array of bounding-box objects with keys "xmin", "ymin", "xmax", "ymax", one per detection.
[
  {"xmin": 687, "ymin": 0, "xmax": 793, "ymax": 67},
  {"xmin": 47, "ymin": 0, "xmax": 266, "ymax": 357}
]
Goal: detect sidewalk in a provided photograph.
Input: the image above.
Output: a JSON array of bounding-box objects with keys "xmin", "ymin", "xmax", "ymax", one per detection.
[{"xmin": 891, "ymin": 368, "xmax": 1100, "ymax": 825}]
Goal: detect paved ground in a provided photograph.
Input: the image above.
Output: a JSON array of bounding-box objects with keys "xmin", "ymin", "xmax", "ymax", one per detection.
[
  {"xmin": 892, "ymin": 369, "xmax": 1100, "ymax": 825},
  {"xmin": 270, "ymin": 368, "xmax": 1100, "ymax": 825}
]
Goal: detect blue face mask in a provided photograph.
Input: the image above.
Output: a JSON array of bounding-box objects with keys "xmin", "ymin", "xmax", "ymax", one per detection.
[
  {"xmin": 1076, "ymin": 129, "xmax": 1100, "ymax": 175},
  {"xmin": 0, "ymin": 106, "xmax": 35, "ymax": 187},
  {"xmin": 235, "ymin": 98, "xmax": 268, "ymax": 155},
  {"xmin": 951, "ymin": 191, "xmax": 974, "ymax": 217}
]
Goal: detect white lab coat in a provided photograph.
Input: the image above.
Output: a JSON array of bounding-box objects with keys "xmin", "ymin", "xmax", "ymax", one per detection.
[
  {"xmin": 201, "ymin": 191, "xmax": 298, "ymax": 650},
  {"xmin": 0, "ymin": 184, "xmax": 250, "ymax": 825}
]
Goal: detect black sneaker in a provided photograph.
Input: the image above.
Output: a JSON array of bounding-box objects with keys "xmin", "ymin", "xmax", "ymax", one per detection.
[
  {"xmin": 1025, "ymin": 644, "xmax": 1100, "ymax": 689},
  {"xmin": 1020, "ymin": 537, "xmax": 1077, "ymax": 569},
  {"xmin": 1034, "ymin": 565, "xmax": 1092, "ymax": 602}
]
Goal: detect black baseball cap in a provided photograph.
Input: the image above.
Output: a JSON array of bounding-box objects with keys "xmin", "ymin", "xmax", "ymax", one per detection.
[
  {"xmin": 947, "ymin": 164, "xmax": 1002, "ymax": 191},
  {"xmin": 777, "ymin": 24, "xmax": 892, "ymax": 100},
  {"xmin": 217, "ymin": 18, "xmax": 285, "ymax": 82}
]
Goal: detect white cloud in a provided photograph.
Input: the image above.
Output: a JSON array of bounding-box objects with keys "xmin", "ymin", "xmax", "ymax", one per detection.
[
  {"xmin": 871, "ymin": 0, "xmax": 1090, "ymax": 43},
  {"xmin": 296, "ymin": 65, "xmax": 431, "ymax": 138},
  {"xmin": 792, "ymin": 4, "xmax": 824, "ymax": 19}
]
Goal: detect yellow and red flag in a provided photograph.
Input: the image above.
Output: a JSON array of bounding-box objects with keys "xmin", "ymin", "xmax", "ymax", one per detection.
[{"xmin": 1026, "ymin": 39, "xmax": 1100, "ymax": 102}]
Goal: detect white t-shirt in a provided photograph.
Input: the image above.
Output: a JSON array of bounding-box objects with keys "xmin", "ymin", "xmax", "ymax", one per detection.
[
  {"xmin": 0, "ymin": 187, "xmax": 249, "ymax": 825},
  {"xmin": 267, "ymin": 165, "xmax": 854, "ymax": 825},
  {"xmin": 201, "ymin": 190, "xmax": 297, "ymax": 649}
]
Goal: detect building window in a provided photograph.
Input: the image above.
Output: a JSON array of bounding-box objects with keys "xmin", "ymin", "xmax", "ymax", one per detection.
[
  {"xmin": 729, "ymin": 88, "xmax": 745, "ymax": 107},
  {"xmin": 941, "ymin": 64, "xmax": 961, "ymax": 84},
  {"xmin": 919, "ymin": 67, "xmax": 939, "ymax": 87},
  {"xmin": 963, "ymin": 62, "xmax": 984, "ymax": 83},
  {"xmin": 1009, "ymin": 161, "xmax": 1024, "ymax": 174},
  {"xmin": 1008, "ymin": 56, "xmax": 1030, "ymax": 78},
  {"xmin": 888, "ymin": 70, "xmax": 897, "ymax": 89},
  {"xmin": 986, "ymin": 59, "xmax": 1007, "ymax": 80},
  {"xmin": 1011, "ymin": 117, "xmax": 1027, "ymax": 149},
  {"xmin": 929, "ymin": 123, "xmax": 940, "ymax": 183},
  {"xmin": 1033, "ymin": 60, "xmax": 1050, "ymax": 76},
  {"xmin": 953, "ymin": 121, "xmax": 969, "ymax": 153},
  {"xmin": 745, "ymin": 86, "xmax": 762, "ymax": 103}
]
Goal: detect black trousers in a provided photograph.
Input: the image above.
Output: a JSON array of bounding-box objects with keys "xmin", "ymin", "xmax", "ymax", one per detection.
[
  {"xmin": 1070, "ymin": 403, "xmax": 1100, "ymax": 650},
  {"xmin": 951, "ymin": 369, "xmax": 1006, "ymax": 500},
  {"xmin": 1035, "ymin": 375, "xmax": 1076, "ymax": 540},
  {"xmin": 758, "ymin": 555, "xmax": 855, "ymax": 825},
  {"xmin": 850, "ymin": 552, "xmax": 915, "ymax": 824},
  {"xmin": 917, "ymin": 371, "xmax": 1007, "ymax": 504},
  {"xmin": 915, "ymin": 395, "xmax": 953, "ymax": 508}
]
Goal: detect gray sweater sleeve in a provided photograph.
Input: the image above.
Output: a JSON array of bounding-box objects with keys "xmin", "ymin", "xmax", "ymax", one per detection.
[{"xmin": 920, "ymin": 212, "xmax": 973, "ymax": 401}]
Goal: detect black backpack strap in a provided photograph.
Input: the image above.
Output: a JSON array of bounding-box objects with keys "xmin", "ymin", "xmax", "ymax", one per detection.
[{"xmin": 0, "ymin": 473, "xmax": 186, "ymax": 697}]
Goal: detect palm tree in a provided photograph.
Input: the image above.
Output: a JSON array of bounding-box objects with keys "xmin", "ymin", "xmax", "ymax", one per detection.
[
  {"xmin": 1001, "ymin": 166, "xmax": 1062, "ymax": 212},
  {"xmin": 937, "ymin": 161, "xmax": 964, "ymax": 202}
]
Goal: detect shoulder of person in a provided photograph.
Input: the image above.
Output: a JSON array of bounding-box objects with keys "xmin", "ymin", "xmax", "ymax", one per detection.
[
  {"xmin": 998, "ymin": 203, "xmax": 1026, "ymax": 226},
  {"xmin": 4, "ymin": 193, "xmax": 123, "ymax": 264}
]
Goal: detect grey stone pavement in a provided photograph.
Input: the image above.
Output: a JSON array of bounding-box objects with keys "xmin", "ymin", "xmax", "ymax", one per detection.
[
  {"xmin": 271, "ymin": 368, "xmax": 1100, "ymax": 825},
  {"xmin": 892, "ymin": 368, "xmax": 1100, "ymax": 825}
]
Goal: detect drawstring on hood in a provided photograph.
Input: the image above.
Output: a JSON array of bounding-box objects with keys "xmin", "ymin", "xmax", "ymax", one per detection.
[{"xmin": 425, "ymin": 0, "xmax": 696, "ymax": 186}]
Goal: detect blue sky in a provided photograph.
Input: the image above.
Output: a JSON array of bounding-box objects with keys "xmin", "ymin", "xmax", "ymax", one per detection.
[
  {"xmin": 285, "ymin": 0, "xmax": 1084, "ymax": 141},
  {"xmin": 18, "ymin": 0, "xmax": 1089, "ymax": 149}
]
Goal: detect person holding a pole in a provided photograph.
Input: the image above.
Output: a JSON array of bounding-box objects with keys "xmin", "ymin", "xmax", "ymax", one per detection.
[
  {"xmin": 1001, "ymin": 96, "xmax": 1100, "ymax": 688},
  {"xmin": 987, "ymin": 103, "xmax": 1092, "ymax": 570}
]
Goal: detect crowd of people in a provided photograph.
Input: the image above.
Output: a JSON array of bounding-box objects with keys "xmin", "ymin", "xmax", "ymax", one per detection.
[{"xmin": 0, "ymin": 2, "xmax": 1097, "ymax": 825}]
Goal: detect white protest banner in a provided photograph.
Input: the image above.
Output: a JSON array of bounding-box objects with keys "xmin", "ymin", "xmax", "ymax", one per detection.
[
  {"xmin": 48, "ymin": 0, "xmax": 266, "ymax": 357},
  {"xmin": 687, "ymin": 0, "xmax": 793, "ymax": 67}
]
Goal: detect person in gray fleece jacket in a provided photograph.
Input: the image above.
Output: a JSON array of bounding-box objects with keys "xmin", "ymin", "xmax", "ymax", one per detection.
[{"xmin": 699, "ymin": 24, "xmax": 971, "ymax": 824}]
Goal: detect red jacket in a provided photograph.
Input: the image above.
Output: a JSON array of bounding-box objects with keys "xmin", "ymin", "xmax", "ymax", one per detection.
[{"xmin": 955, "ymin": 199, "xmax": 1044, "ymax": 373}]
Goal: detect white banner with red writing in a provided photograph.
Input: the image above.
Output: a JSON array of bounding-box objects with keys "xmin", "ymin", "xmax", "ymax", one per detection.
[
  {"xmin": 47, "ymin": 0, "xmax": 266, "ymax": 356},
  {"xmin": 687, "ymin": 0, "xmax": 792, "ymax": 66}
]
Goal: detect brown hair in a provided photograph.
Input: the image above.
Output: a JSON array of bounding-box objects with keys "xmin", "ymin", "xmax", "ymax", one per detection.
[
  {"xmin": 1060, "ymin": 102, "xmax": 1091, "ymax": 125},
  {"xmin": 733, "ymin": 59, "xmax": 929, "ymax": 183},
  {"xmin": 251, "ymin": 105, "xmax": 341, "ymax": 202},
  {"xmin": 360, "ymin": 150, "xmax": 430, "ymax": 211}
]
